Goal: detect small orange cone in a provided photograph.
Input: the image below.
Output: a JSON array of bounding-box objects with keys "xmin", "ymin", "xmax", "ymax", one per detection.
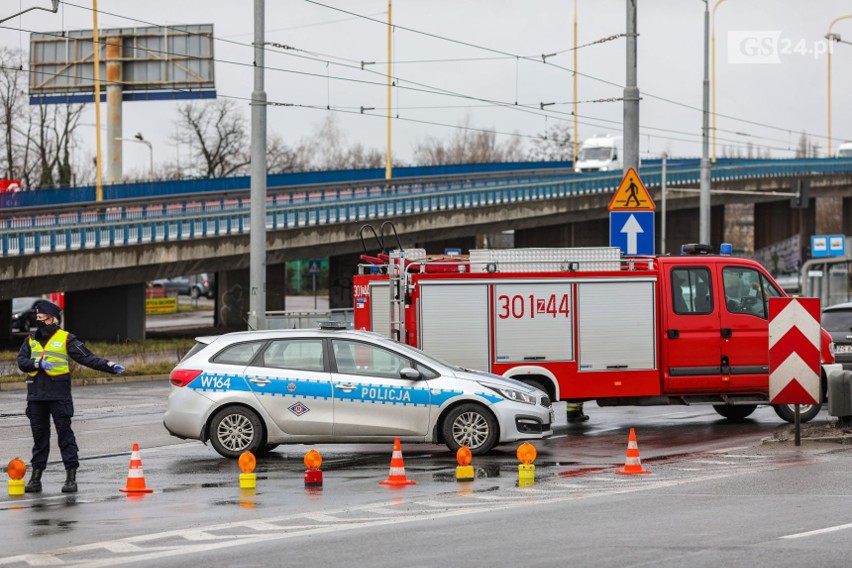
[
  {"xmin": 120, "ymin": 443, "xmax": 154, "ymax": 493},
  {"xmin": 379, "ymin": 437, "xmax": 416, "ymax": 486},
  {"xmin": 616, "ymin": 428, "xmax": 651, "ymax": 475}
]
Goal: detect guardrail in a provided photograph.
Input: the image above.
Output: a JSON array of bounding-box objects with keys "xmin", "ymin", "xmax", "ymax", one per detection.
[{"xmin": 1, "ymin": 158, "xmax": 851, "ymax": 258}]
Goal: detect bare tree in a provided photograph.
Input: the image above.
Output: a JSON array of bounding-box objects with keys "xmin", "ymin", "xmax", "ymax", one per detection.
[
  {"xmin": 174, "ymin": 99, "xmax": 251, "ymax": 178},
  {"xmin": 30, "ymin": 102, "xmax": 84, "ymax": 187},
  {"xmin": 297, "ymin": 115, "xmax": 384, "ymax": 171},
  {"xmin": 528, "ymin": 122, "xmax": 573, "ymax": 162},
  {"xmin": 267, "ymin": 132, "xmax": 308, "ymax": 174},
  {"xmin": 0, "ymin": 48, "xmax": 26, "ymax": 180},
  {"xmin": 413, "ymin": 116, "xmax": 524, "ymax": 165},
  {"xmin": 0, "ymin": 47, "xmax": 86, "ymax": 189}
]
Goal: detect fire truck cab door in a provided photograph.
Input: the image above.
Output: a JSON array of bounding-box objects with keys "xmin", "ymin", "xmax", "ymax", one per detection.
[
  {"xmin": 663, "ymin": 266, "xmax": 723, "ymax": 392},
  {"xmin": 717, "ymin": 264, "xmax": 779, "ymax": 390}
]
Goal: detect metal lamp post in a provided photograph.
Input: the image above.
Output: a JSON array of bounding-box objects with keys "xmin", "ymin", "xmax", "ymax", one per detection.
[
  {"xmin": 826, "ymin": 15, "xmax": 852, "ymax": 158},
  {"xmin": 115, "ymin": 134, "xmax": 153, "ymax": 178}
]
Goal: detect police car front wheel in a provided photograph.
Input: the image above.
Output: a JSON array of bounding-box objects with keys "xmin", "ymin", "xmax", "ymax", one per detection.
[
  {"xmin": 442, "ymin": 403, "xmax": 499, "ymax": 456},
  {"xmin": 209, "ymin": 406, "xmax": 265, "ymax": 459}
]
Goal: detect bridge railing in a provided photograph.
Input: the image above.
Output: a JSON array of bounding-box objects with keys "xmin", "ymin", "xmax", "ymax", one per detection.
[{"xmin": 2, "ymin": 159, "xmax": 852, "ymax": 258}]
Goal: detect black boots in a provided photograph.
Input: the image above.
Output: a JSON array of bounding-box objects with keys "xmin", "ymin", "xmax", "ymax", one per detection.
[
  {"xmin": 25, "ymin": 467, "xmax": 44, "ymax": 493},
  {"xmin": 567, "ymin": 409, "xmax": 590, "ymax": 423},
  {"xmin": 23, "ymin": 467, "xmax": 78, "ymax": 493},
  {"xmin": 62, "ymin": 468, "xmax": 78, "ymax": 493}
]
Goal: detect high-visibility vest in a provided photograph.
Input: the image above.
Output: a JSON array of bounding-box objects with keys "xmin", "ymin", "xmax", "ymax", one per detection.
[{"xmin": 27, "ymin": 329, "xmax": 70, "ymax": 377}]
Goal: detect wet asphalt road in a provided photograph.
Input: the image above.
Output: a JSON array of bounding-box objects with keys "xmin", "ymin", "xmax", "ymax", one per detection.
[{"xmin": 2, "ymin": 382, "xmax": 851, "ymax": 567}]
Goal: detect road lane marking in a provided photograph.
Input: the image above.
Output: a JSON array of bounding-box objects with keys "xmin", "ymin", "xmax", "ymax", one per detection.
[
  {"xmin": 779, "ymin": 522, "xmax": 852, "ymax": 540},
  {"xmin": 0, "ymin": 451, "xmax": 820, "ymax": 567}
]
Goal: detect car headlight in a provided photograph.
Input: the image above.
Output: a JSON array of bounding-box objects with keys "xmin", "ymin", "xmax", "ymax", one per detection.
[{"xmin": 480, "ymin": 383, "xmax": 536, "ymax": 405}]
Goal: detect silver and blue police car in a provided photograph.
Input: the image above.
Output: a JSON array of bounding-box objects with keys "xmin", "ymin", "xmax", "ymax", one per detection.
[{"xmin": 163, "ymin": 325, "xmax": 553, "ymax": 458}]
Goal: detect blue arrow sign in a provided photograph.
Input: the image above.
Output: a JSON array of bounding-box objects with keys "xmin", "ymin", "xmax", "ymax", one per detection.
[{"xmin": 610, "ymin": 211, "xmax": 655, "ymax": 256}]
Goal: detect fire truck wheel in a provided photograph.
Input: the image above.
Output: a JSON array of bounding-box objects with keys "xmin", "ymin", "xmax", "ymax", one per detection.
[
  {"xmin": 712, "ymin": 404, "xmax": 757, "ymax": 421},
  {"xmin": 442, "ymin": 403, "xmax": 499, "ymax": 456},
  {"xmin": 773, "ymin": 403, "xmax": 822, "ymax": 423}
]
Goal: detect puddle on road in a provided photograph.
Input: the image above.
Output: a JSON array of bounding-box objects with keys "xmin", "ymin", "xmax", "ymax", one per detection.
[{"xmin": 29, "ymin": 518, "xmax": 77, "ymax": 537}]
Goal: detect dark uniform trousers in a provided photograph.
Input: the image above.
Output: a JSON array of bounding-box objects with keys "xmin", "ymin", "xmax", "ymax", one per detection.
[{"xmin": 26, "ymin": 400, "xmax": 79, "ymax": 470}]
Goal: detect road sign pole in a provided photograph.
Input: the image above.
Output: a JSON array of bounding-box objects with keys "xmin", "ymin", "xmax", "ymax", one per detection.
[{"xmin": 795, "ymin": 404, "xmax": 801, "ymax": 446}]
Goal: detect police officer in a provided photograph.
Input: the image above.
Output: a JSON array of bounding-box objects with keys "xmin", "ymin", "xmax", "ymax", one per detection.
[{"xmin": 16, "ymin": 300, "xmax": 125, "ymax": 493}]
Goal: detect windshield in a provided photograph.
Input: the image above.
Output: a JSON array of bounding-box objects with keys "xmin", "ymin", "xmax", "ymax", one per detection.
[
  {"xmin": 12, "ymin": 298, "xmax": 36, "ymax": 312},
  {"xmin": 838, "ymin": 148, "xmax": 852, "ymax": 158},
  {"xmin": 578, "ymin": 147, "xmax": 612, "ymax": 161},
  {"xmin": 821, "ymin": 310, "xmax": 852, "ymax": 332},
  {"xmin": 380, "ymin": 339, "xmax": 464, "ymax": 371}
]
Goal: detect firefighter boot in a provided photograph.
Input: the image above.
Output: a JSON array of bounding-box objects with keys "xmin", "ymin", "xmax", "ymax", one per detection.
[
  {"xmin": 25, "ymin": 467, "xmax": 44, "ymax": 494},
  {"xmin": 61, "ymin": 468, "xmax": 77, "ymax": 493},
  {"xmin": 566, "ymin": 403, "xmax": 590, "ymax": 423}
]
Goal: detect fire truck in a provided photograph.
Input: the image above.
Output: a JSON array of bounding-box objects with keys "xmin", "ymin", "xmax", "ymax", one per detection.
[{"xmin": 353, "ymin": 240, "xmax": 839, "ymax": 423}]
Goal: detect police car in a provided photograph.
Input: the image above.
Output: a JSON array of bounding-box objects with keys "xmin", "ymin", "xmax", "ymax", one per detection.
[{"xmin": 163, "ymin": 325, "xmax": 553, "ymax": 458}]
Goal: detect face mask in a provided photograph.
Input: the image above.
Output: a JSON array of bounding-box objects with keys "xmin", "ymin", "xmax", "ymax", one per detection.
[{"xmin": 36, "ymin": 320, "xmax": 50, "ymax": 329}]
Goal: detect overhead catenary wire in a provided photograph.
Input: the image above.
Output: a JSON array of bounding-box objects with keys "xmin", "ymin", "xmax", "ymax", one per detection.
[
  {"xmin": 11, "ymin": 58, "xmax": 796, "ymax": 157},
  {"xmin": 4, "ymin": 2, "xmax": 842, "ymax": 155},
  {"xmin": 300, "ymin": 0, "xmax": 844, "ymax": 145},
  {"xmin": 33, "ymin": 1, "xmax": 846, "ymax": 148}
]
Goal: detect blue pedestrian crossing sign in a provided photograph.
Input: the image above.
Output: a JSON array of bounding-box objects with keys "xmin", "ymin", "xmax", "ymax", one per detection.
[
  {"xmin": 307, "ymin": 260, "xmax": 322, "ymax": 275},
  {"xmin": 610, "ymin": 211, "xmax": 655, "ymax": 256}
]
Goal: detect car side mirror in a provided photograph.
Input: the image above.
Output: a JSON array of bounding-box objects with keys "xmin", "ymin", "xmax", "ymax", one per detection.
[{"xmin": 399, "ymin": 367, "xmax": 422, "ymax": 380}]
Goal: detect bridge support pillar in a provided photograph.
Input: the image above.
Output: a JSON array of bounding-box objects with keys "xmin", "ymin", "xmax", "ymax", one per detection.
[
  {"xmin": 843, "ymin": 197, "xmax": 852, "ymax": 236},
  {"xmin": 661, "ymin": 205, "xmax": 725, "ymax": 253},
  {"xmin": 215, "ymin": 265, "xmax": 293, "ymax": 329},
  {"xmin": 65, "ymin": 283, "xmax": 146, "ymax": 342},
  {"xmin": 329, "ymin": 252, "xmax": 362, "ymax": 310},
  {"xmin": 514, "ymin": 219, "xmax": 609, "ymax": 248},
  {"xmin": 754, "ymin": 200, "xmax": 814, "ymax": 253},
  {"xmin": 0, "ymin": 299, "xmax": 11, "ymax": 343}
]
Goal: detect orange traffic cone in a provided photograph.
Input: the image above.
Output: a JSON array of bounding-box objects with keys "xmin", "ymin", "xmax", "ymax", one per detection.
[
  {"xmin": 379, "ymin": 437, "xmax": 416, "ymax": 486},
  {"xmin": 616, "ymin": 428, "xmax": 651, "ymax": 475},
  {"xmin": 119, "ymin": 443, "xmax": 154, "ymax": 493}
]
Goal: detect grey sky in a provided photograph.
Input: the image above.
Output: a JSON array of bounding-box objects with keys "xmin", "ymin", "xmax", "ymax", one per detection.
[{"xmin": 1, "ymin": 0, "xmax": 851, "ymax": 177}]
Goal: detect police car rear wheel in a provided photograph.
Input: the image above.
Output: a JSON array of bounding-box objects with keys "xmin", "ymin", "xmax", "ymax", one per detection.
[
  {"xmin": 773, "ymin": 403, "xmax": 821, "ymax": 424},
  {"xmin": 442, "ymin": 403, "xmax": 498, "ymax": 456},
  {"xmin": 209, "ymin": 406, "xmax": 265, "ymax": 459}
]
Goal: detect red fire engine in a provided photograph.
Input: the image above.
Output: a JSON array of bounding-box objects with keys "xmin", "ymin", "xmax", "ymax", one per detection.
[{"xmin": 353, "ymin": 240, "xmax": 839, "ymax": 423}]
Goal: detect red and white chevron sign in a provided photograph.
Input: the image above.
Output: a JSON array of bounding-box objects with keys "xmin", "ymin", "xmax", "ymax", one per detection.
[{"xmin": 768, "ymin": 297, "xmax": 821, "ymax": 405}]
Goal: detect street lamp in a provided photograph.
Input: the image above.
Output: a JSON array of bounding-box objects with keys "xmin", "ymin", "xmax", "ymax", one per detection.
[
  {"xmin": 826, "ymin": 15, "xmax": 852, "ymax": 158},
  {"xmin": 115, "ymin": 133, "xmax": 153, "ymax": 177},
  {"xmin": 0, "ymin": 0, "xmax": 59, "ymax": 24}
]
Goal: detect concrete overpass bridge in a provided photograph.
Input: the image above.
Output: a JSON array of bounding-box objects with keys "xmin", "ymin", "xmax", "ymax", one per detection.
[{"xmin": 2, "ymin": 158, "xmax": 851, "ymax": 341}]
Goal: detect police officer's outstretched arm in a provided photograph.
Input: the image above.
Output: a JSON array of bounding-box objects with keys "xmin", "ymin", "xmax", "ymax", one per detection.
[{"xmin": 67, "ymin": 335, "xmax": 125, "ymax": 374}]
